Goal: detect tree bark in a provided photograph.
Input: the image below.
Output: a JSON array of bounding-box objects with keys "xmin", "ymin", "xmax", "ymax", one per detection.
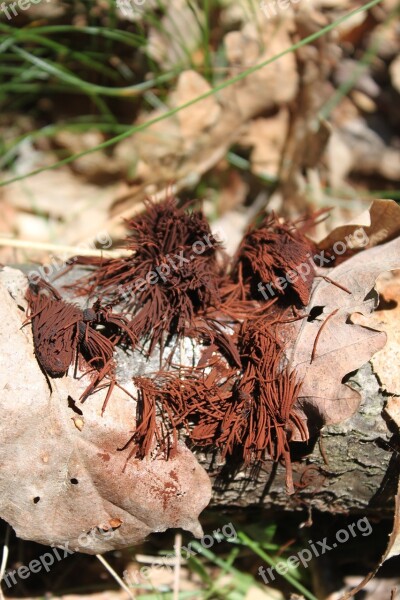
[{"xmin": 205, "ymin": 363, "xmax": 398, "ymax": 516}]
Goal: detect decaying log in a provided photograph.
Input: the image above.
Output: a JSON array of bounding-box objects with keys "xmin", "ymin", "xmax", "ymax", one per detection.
[{"xmin": 206, "ymin": 363, "xmax": 399, "ymax": 516}]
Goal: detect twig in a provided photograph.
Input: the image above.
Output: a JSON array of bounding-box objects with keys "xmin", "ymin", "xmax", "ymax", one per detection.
[
  {"xmin": 0, "ymin": 237, "xmax": 131, "ymax": 258},
  {"xmin": 95, "ymin": 553, "xmax": 135, "ymax": 600},
  {"xmin": 311, "ymin": 309, "xmax": 339, "ymax": 363},
  {"xmin": 319, "ymin": 275, "xmax": 351, "ymax": 294},
  {"xmin": 173, "ymin": 533, "xmax": 182, "ymax": 600},
  {"xmin": 0, "ymin": 525, "xmax": 11, "ymax": 600}
]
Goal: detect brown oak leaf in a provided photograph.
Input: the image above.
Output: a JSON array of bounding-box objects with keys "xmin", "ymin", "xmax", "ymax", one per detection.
[
  {"xmin": 285, "ymin": 200, "xmax": 400, "ymax": 439},
  {"xmin": 0, "ymin": 268, "xmax": 211, "ymax": 554}
]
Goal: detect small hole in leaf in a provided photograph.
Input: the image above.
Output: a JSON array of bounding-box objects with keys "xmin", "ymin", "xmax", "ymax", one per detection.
[
  {"xmin": 70, "ymin": 478, "xmax": 79, "ymax": 485},
  {"xmin": 67, "ymin": 396, "xmax": 83, "ymax": 416},
  {"xmin": 364, "ymin": 288, "xmax": 379, "ymax": 305},
  {"xmin": 307, "ymin": 306, "xmax": 324, "ymax": 322},
  {"xmin": 33, "ymin": 496, "xmax": 40, "ymax": 504},
  {"xmin": 378, "ymin": 297, "xmax": 397, "ymax": 311}
]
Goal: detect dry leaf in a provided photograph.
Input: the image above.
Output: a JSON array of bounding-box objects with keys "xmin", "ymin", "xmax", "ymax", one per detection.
[
  {"xmin": 240, "ymin": 110, "xmax": 289, "ymax": 179},
  {"xmin": 318, "ymin": 198, "xmax": 400, "ymax": 251},
  {"xmin": 223, "ymin": 22, "xmax": 298, "ymax": 120},
  {"xmin": 171, "ymin": 71, "xmax": 221, "ymax": 141},
  {"xmin": 114, "ymin": 17, "xmax": 298, "ymax": 190},
  {"xmin": 0, "ymin": 169, "xmax": 120, "ymax": 248},
  {"xmin": 286, "ymin": 201, "xmax": 400, "ymax": 438},
  {"xmin": 0, "ymin": 268, "xmax": 211, "ymax": 554},
  {"xmin": 327, "ymin": 117, "xmax": 400, "ymax": 185},
  {"xmin": 353, "ymin": 272, "xmax": 400, "ymax": 394}
]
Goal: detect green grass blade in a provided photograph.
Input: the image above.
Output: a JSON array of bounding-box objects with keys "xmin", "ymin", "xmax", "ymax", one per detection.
[
  {"xmin": 0, "ymin": 23, "xmax": 146, "ymax": 46},
  {"xmin": 238, "ymin": 532, "xmax": 318, "ymax": 600},
  {"xmin": 9, "ymin": 32, "xmax": 121, "ymax": 81},
  {"xmin": 9, "ymin": 44, "xmax": 178, "ymax": 97}
]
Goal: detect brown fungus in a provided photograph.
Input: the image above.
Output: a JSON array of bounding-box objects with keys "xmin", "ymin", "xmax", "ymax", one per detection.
[
  {"xmin": 120, "ymin": 374, "xmax": 188, "ymax": 466},
  {"xmin": 25, "ymin": 279, "xmax": 136, "ymax": 412},
  {"xmin": 234, "ymin": 213, "xmax": 318, "ymax": 306},
  {"xmin": 72, "ymin": 197, "xmax": 224, "ymax": 355},
  {"xmin": 188, "ymin": 317, "xmax": 307, "ymax": 494}
]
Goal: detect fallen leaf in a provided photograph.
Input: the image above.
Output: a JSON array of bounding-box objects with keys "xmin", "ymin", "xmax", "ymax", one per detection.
[
  {"xmin": 171, "ymin": 71, "xmax": 221, "ymax": 140},
  {"xmin": 285, "ymin": 201, "xmax": 400, "ymax": 438},
  {"xmin": 353, "ymin": 272, "xmax": 400, "ymax": 394},
  {"xmin": 318, "ymin": 198, "xmax": 400, "ymax": 252},
  {"xmin": 240, "ymin": 110, "xmax": 289, "ymax": 179},
  {"xmin": 0, "ymin": 169, "xmax": 120, "ymax": 248},
  {"xmin": 223, "ymin": 22, "xmax": 298, "ymax": 120},
  {"xmin": 327, "ymin": 116, "xmax": 400, "ymax": 185},
  {"xmin": 0, "ymin": 268, "xmax": 211, "ymax": 554},
  {"xmin": 114, "ymin": 17, "xmax": 298, "ymax": 191}
]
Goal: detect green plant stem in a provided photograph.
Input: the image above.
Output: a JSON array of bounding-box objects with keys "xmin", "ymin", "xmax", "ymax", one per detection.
[{"xmin": 239, "ymin": 533, "xmax": 318, "ymax": 600}]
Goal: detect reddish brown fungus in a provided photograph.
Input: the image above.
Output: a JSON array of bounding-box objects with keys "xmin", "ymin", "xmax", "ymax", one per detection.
[
  {"xmin": 19, "ymin": 201, "xmax": 364, "ymax": 496},
  {"xmin": 25, "ymin": 280, "xmax": 82, "ymax": 378},
  {"xmin": 234, "ymin": 213, "xmax": 317, "ymax": 306},
  {"xmin": 25, "ymin": 279, "xmax": 136, "ymax": 410},
  {"xmin": 121, "ymin": 374, "xmax": 189, "ymax": 466},
  {"xmin": 188, "ymin": 317, "xmax": 306, "ymax": 494},
  {"xmin": 72, "ymin": 198, "xmax": 224, "ymax": 354}
]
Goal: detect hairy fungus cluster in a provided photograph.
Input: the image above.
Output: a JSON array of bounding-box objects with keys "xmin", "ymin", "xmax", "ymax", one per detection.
[
  {"xmin": 25, "ymin": 279, "xmax": 135, "ymax": 412},
  {"xmin": 234, "ymin": 214, "xmax": 317, "ymax": 306},
  {"xmin": 73, "ymin": 198, "xmax": 223, "ymax": 353},
  {"xmin": 26, "ymin": 197, "xmax": 330, "ymax": 493}
]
